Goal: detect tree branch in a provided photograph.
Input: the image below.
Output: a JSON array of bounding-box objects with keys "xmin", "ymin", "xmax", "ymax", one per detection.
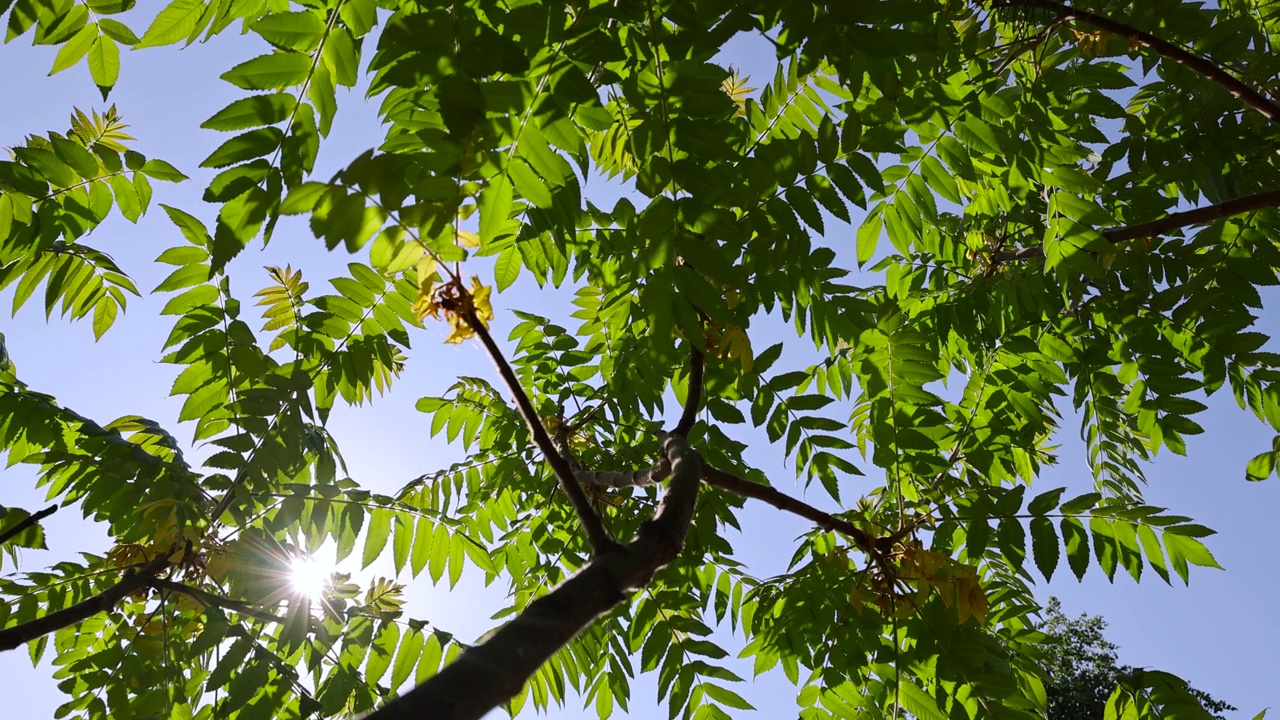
[
  {"xmin": 0, "ymin": 557, "xmax": 168, "ymax": 653},
  {"xmin": 0, "ymin": 505, "xmax": 58, "ymax": 546},
  {"xmin": 1002, "ymin": 0, "xmax": 1280, "ymax": 124},
  {"xmin": 148, "ymin": 578, "xmax": 283, "ymax": 624},
  {"xmin": 367, "ymin": 435, "xmax": 702, "ymax": 720},
  {"xmin": 463, "ymin": 308, "xmax": 614, "ymax": 553},
  {"xmin": 993, "ymin": 187, "xmax": 1280, "ymax": 262},
  {"xmin": 700, "ymin": 465, "xmax": 875, "ymax": 554},
  {"xmin": 672, "ymin": 347, "xmax": 704, "ymax": 438}
]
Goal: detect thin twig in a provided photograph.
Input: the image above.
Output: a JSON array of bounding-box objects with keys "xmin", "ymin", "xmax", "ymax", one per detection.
[
  {"xmin": 1000, "ymin": 0, "xmax": 1280, "ymax": 123},
  {"xmin": 700, "ymin": 465, "xmax": 875, "ymax": 553},
  {"xmin": 993, "ymin": 187, "xmax": 1280, "ymax": 262},
  {"xmin": 672, "ymin": 347, "xmax": 704, "ymax": 438},
  {"xmin": 0, "ymin": 505, "xmax": 57, "ymax": 546},
  {"xmin": 148, "ymin": 578, "xmax": 283, "ymax": 624},
  {"xmin": 463, "ymin": 308, "xmax": 614, "ymax": 553}
]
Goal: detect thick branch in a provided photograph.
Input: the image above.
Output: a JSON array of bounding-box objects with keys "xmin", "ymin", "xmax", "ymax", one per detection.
[
  {"xmin": 577, "ymin": 460, "xmax": 671, "ymax": 488},
  {"xmin": 0, "ymin": 505, "xmax": 57, "ymax": 546},
  {"xmin": 993, "ymin": 187, "xmax": 1280, "ymax": 262},
  {"xmin": 148, "ymin": 578, "xmax": 282, "ymax": 624},
  {"xmin": 464, "ymin": 309, "xmax": 614, "ymax": 553},
  {"xmin": 672, "ymin": 347, "xmax": 704, "ymax": 438},
  {"xmin": 0, "ymin": 557, "xmax": 168, "ymax": 652},
  {"xmin": 367, "ymin": 436, "xmax": 702, "ymax": 720},
  {"xmin": 1004, "ymin": 0, "xmax": 1280, "ymax": 124},
  {"xmin": 701, "ymin": 465, "xmax": 875, "ymax": 553}
]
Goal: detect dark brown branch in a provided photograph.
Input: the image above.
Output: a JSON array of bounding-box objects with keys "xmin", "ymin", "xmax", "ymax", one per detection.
[
  {"xmin": 0, "ymin": 557, "xmax": 168, "ymax": 652},
  {"xmin": 700, "ymin": 465, "xmax": 875, "ymax": 553},
  {"xmin": 672, "ymin": 347, "xmax": 704, "ymax": 438},
  {"xmin": 1003, "ymin": 0, "xmax": 1280, "ymax": 124},
  {"xmin": 367, "ymin": 435, "xmax": 702, "ymax": 720},
  {"xmin": 148, "ymin": 578, "xmax": 283, "ymax": 624},
  {"xmin": 0, "ymin": 505, "xmax": 57, "ymax": 546},
  {"xmin": 993, "ymin": 187, "xmax": 1280, "ymax": 262},
  {"xmin": 464, "ymin": 309, "xmax": 614, "ymax": 553}
]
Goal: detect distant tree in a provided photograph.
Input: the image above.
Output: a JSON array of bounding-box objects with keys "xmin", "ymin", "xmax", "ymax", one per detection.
[{"xmin": 1040, "ymin": 598, "xmax": 1234, "ymax": 720}]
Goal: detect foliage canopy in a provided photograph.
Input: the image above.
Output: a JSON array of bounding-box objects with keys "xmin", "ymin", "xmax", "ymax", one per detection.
[{"xmin": 0, "ymin": 0, "xmax": 1277, "ymax": 719}]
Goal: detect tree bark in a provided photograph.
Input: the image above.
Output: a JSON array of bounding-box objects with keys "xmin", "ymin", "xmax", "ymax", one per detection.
[
  {"xmin": 367, "ymin": 435, "xmax": 701, "ymax": 720},
  {"xmin": 0, "ymin": 557, "xmax": 168, "ymax": 652}
]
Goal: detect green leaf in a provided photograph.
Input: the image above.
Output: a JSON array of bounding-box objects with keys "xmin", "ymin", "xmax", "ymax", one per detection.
[
  {"xmin": 91, "ymin": 293, "xmax": 117, "ymax": 338},
  {"xmin": 323, "ymin": 26, "xmax": 359, "ymax": 87},
  {"xmin": 856, "ymin": 210, "xmax": 882, "ymax": 265},
  {"xmin": 200, "ymin": 128, "xmax": 284, "ymax": 168},
  {"xmin": 1030, "ymin": 517, "xmax": 1058, "ymax": 581},
  {"xmin": 389, "ymin": 628, "xmax": 424, "ymax": 691},
  {"xmin": 1246, "ymin": 450, "xmax": 1275, "ymax": 481},
  {"xmin": 50, "ymin": 23, "xmax": 97, "ymax": 75},
  {"xmin": 202, "ymin": 94, "xmax": 297, "ymax": 132},
  {"xmin": 1027, "ymin": 487, "xmax": 1065, "ymax": 516},
  {"xmin": 340, "ymin": 0, "xmax": 376, "ymax": 36},
  {"xmin": 87, "ymin": 35, "xmax": 120, "ymax": 91},
  {"xmin": 920, "ymin": 155, "xmax": 961, "ymax": 204},
  {"xmin": 140, "ymin": 159, "xmax": 188, "ymax": 182},
  {"xmin": 137, "ymin": 0, "xmax": 205, "ymax": 48},
  {"xmin": 251, "ymin": 11, "xmax": 326, "ymax": 52},
  {"xmin": 1061, "ymin": 516, "xmax": 1089, "ymax": 580},
  {"xmin": 479, "ymin": 174, "xmax": 514, "ymax": 242},
  {"xmin": 97, "ymin": 18, "xmax": 139, "ymax": 45},
  {"xmin": 1164, "ymin": 533, "xmax": 1221, "ymax": 585},
  {"xmin": 221, "ymin": 53, "xmax": 312, "ymax": 91},
  {"xmin": 494, "ymin": 246, "xmax": 521, "ymax": 291},
  {"xmin": 109, "ymin": 174, "xmax": 140, "ymax": 222},
  {"xmin": 362, "ymin": 508, "xmax": 391, "ymax": 568}
]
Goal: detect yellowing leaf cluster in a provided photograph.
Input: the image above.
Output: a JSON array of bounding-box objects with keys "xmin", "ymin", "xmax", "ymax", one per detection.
[
  {"xmin": 1070, "ymin": 28, "xmax": 1112, "ymax": 58},
  {"xmin": 899, "ymin": 547, "xmax": 988, "ymax": 625},
  {"xmin": 414, "ymin": 273, "xmax": 494, "ymax": 344}
]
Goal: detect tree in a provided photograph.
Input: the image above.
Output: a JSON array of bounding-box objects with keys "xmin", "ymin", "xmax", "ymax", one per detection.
[
  {"xmin": 1038, "ymin": 599, "xmax": 1234, "ymax": 720},
  {"xmin": 0, "ymin": 0, "xmax": 1277, "ymax": 718}
]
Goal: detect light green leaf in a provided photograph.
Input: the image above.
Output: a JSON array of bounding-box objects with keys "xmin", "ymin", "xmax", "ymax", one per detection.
[
  {"xmin": 97, "ymin": 18, "xmax": 139, "ymax": 45},
  {"xmin": 137, "ymin": 0, "xmax": 205, "ymax": 48},
  {"xmin": 88, "ymin": 35, "xmax": 120, "ymax": 90},
  {"xmin": 251, "ymin": 11, "xmax": 326, "ymax": 52},
  {"xmin": 50, "ymin": 23, "xmax": 97, "ymax": 75},
  {"xmin": 362, "ymin": 508, "xmax": 391, "ymax": 568},
  {"xmin": 221, "ymin": 53, "xmax": 312, "ymax": 91},
  {"xmin": 494, "ymin": 246, "xmax": 521, "ymax": 291}
]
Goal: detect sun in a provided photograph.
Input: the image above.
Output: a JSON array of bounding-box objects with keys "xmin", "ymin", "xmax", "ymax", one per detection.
[{"xmin": 289, "ymin": 556, "xmax": 330, "ymax": 597}]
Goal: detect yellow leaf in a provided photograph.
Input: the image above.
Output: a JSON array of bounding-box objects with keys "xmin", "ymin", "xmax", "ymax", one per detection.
[
  {"xmin": 456, "ymin": 230, "xmax": 481, "ymax": 248},
  {"xmin": 720, "ymin": 325, "xmax": 753, "ymax": 373},
  {"xmin": 721, "ymin": 68, "xmax": 755, "ymax": 117},
  {"xmin": 417, "ymin": 255, "xmax": 439, "ymax": 285},
  {"xmin": 469, "ymin": 276, "xmax": 493, "ymax": 326}
]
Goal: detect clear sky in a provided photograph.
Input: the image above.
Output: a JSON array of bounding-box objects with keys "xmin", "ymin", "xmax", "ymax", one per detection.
[{"xmin": 0, "ymin": 10, "xmax": 1276, "ymax": 720}]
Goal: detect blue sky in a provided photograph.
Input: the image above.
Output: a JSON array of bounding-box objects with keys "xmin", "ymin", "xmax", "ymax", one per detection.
[{"xmin": 0, "ymin": 11, "xmax": 1277, "ymax": 720}]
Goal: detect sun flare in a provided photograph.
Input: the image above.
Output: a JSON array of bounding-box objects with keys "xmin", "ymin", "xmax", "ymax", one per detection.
[{"xmin": 289, "ymin": 557, "xmax": 330, "ymax": 597}]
